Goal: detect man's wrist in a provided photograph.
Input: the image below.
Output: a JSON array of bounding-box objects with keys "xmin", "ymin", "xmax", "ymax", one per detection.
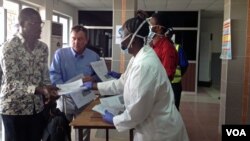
[
  {"xmin": 35, "ymin": 86, "xmax": 45, "ymax": 95},
  {"xmin": 92, "ymin": 83, "xmax": 98, "ymax": 90}
]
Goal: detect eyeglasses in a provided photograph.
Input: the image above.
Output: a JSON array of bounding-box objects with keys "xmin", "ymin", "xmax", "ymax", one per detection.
[{"xmin": 27, "ymin": 21, "xmax": 45, "ymax": 28}]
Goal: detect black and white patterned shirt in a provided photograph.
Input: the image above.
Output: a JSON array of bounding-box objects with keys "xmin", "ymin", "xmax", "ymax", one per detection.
[{"xmin": 0, "ymin": 33, "xmax": 50, "ymax": 115}]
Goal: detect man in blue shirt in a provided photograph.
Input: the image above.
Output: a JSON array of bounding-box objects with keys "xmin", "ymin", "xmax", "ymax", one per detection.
[{"xmin": 49, "ymin": 25, "xmax": 100, "ymax": 141}]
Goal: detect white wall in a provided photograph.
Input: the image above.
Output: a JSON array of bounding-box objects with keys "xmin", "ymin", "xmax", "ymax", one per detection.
[
  {"xmin": 199, "ymin": 12, "xmax": 223, "ymax": 82},
  {"xmin": 199, "ymin": 32, "xmax": 212, "ymax": 82},
  {"xmin": 200, "ymin": 17, "xmax": 223, "ymax": 53}
]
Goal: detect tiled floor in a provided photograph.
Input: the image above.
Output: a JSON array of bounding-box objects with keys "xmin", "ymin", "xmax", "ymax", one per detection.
[
  {"xmin": 89, "ymin": 86, "xmax": 221, "ymax": 141},
  {"xmin": 180, "ymin": 87, "xmax": 220, "ymax": 141},
  {"xmin": 0, "ymin": 86, "xmax": 221, "ymax": 141}
]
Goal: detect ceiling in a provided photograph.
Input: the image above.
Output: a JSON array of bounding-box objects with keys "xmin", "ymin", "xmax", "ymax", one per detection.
[{"xmin": 60, "ymin": 0, "xmax": 224, "ymax": 12}]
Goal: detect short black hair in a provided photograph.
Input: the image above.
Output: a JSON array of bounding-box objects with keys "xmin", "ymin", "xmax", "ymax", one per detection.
[
  {"xmin": 151, "ymin": 13, "xmax": 171, "ymax": 34},
  {"xmin": 136, "ymin": 10, "xmax": 149, "ymax": 20},
  {"xmin": 18, "ymin": 8, "xmax": 41, "ymax": 25},
  {"xmin": 151, "ymin": 13, "xmax": 169, "ymax": 28},
  {"xmin": 71, "ymin": 25, "xmax": 88, "ymax": 35}
]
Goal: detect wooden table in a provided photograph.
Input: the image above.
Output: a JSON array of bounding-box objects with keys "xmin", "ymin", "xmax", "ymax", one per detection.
[{"xmin": 70, "ymin": 98, "xmax": 134, "ymax": 141}]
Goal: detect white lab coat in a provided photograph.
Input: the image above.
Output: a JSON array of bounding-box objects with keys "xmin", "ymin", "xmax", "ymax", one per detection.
[{"xmin": 98, "ymin": 45, "xmax": 189, "ymax": 141}]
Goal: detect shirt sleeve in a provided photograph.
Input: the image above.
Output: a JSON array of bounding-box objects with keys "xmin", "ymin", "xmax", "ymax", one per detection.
[
  {"xmin": 49, "ymin": 49, "xmax": 64, "ymax": 85},
  {"xmin": 0, "ymin": 65, "xmax": 2, "ymax": 86},
  {"xmin": 98, "ymin": 57, "xmax": 134, "ymax": 96},
  {"xmin": 178, "ymin": 46, "xmax": 189, "ymax": 75},
  {"xmin": 113, "ymin": 64, "xmax": 155, "ymax": 132},
  {"xmin": 97, "ymin": 73, "xmax": 125, "ymax": 96}
]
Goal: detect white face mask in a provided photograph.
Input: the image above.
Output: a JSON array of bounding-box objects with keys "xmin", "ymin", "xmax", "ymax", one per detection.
[
  {"xmin": 123, "ymin": 47, "xmax": 129, "ymax": 54},
  {"xmin": 120, "ymin": 34, "xmax": 131, "ymax": 54},
  {"xmin": 120, "ymin": 18, "xmax": 150, "ymax": 54},
  {"xmin": 121, "ymin": 34, "xmax": 145, "ymax": 54},
  {"xmin": 147, "ymin": 26, "xmax": 156, "ymax": 44},
  {"xmin": 147, "ymin": 25, "xmax": 166, "ymax": 45}
]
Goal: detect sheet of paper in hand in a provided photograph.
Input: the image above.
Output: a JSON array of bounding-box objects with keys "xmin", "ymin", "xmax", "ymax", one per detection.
[
  {"xmin": 90, "ymin": 59, "xmax": 115, "ymax": 82},
  {"xmin": 57, "ymin": 77, "xmax": 96, "ymax": 109},
  {"xmin": 56, "ymin": 79, "xmax": 84, "ymax": 95}
]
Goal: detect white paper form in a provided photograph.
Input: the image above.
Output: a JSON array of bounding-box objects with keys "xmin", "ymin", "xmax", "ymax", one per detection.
[
  {"xmin": 57, "ymin": 79, "xmax": 84, "ymax": 95},
  {"xmin": 70, "ymin": 90, "xmax": 96, "ymax": 109},
  {"xmin": 100, "ymin": 95, "xmax": 124, "ymax": 108},
  {"xmin": 90, "ymin": 60, "xmax": 115, "ymax": 82},
  {"xmin": 92, "ymin": 104, "xmax": 109, "ymax": 115},
  {"xmin": 57, "ymin": 75, "xmax": 96, "ymax": 109},
  {"xmin": 92, "ymin": 95, "xmax": 125, "ymax": 115}
]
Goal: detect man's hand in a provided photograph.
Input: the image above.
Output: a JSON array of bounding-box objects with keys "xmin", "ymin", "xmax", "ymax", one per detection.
[
  {"xmin": 82, "ymin": 76, "xmax": 94, "ymax": 82},
  {"xmin": 35, "ymin": 85, "xmax": 60, "ymax": 104},
  {"xmin": 82, "ymin": 81, "xmax": 93, "ymax": 90}
]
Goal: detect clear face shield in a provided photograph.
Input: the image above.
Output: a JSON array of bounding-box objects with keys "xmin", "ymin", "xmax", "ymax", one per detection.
[{"xmin": 119, "ymin": 18, "xmax": 149, "ymax": 54}]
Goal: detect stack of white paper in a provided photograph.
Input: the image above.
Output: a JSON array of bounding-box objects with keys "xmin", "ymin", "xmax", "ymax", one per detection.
[{"xmin": 92, "ymin": 95, "xmax": 124, "ymax": 115}]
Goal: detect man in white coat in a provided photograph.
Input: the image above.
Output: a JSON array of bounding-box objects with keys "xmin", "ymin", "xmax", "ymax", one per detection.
[{"xmin": 88, "ymin": 15, "xmax": 189, "ymax": 141}]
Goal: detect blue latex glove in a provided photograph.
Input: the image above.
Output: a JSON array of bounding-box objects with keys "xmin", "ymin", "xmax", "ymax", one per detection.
[
  {"xmin": 82, "ymin": 81, "xmax": 93, "ymax": 90},
  {"xmin": 102, "ymin": 110, "xmax": 114, "ymax": 124},
  {"xmin": 107, "ymin": 71, "xmax": 121, "ymax": 79}
]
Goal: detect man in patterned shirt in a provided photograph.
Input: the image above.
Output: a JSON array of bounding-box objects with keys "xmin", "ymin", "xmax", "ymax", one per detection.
[{"xmin": 0, "ymin": 8, "xmax": 59, "ymax": 141}]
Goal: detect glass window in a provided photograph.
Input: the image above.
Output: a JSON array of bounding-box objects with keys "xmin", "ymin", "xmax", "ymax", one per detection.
[
  {"xmin": 4, "ymin": 0, "xmax": 19, "ymax": 39},
  {"xmin": 52, "ymin": 15, "xmax": 58, "ymax": 22},
  {"xmin": 0, "ymin": 7, "xmax": 6, "ymax": 44},
  {"xmin": 78, "ymin": 11, "xmax": 113, "ymax": 57},
  {"xmin": 175, "ymin": 30, "xmax": 197, "ymax": 60},
  {"xmin": 78, "ymin": 11, "xmax": 112, "ymax": 26},
  {"xmin": 21, "ymin": 4, "xmax": 38, "ymax": 10},
  {"xmin": 59, "ymin": 17, "xmax": 69, "ymax": 46},
  {"xmin": 53, "ymin": 14, "xmax": 70, "ymax": 47},
  {"xmin": 87, "ymin": 28, "xmax": 112, "ymax": 57},
  {"xmin": 147, "ymin": 11, "xmax": 198, "ymax": 28},
  {"xmin": 3, "ymin": 1, "xmax": 39, "ymax": 41}
]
